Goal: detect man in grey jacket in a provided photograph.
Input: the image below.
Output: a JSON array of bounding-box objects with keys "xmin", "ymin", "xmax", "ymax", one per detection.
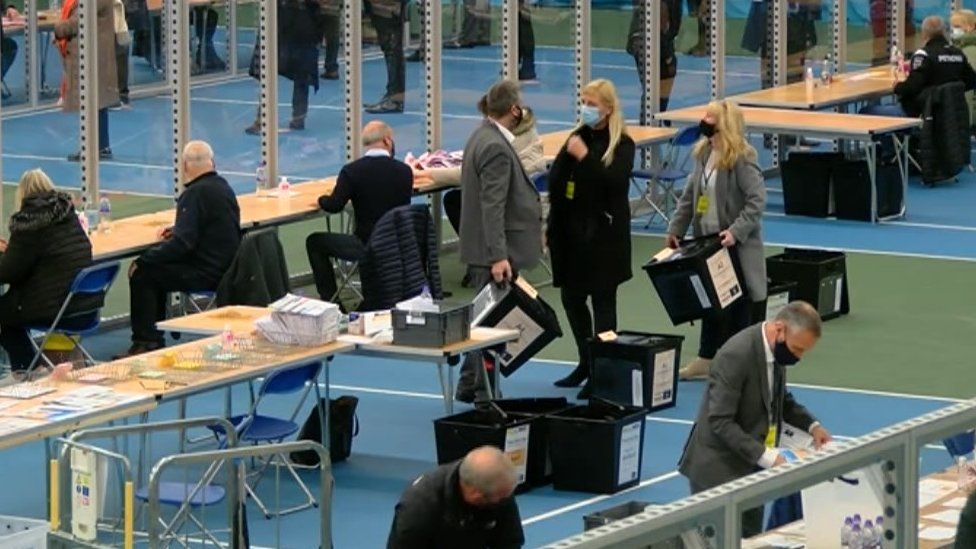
[
  {"xmin": 678, "ymin": 301, "xmax": 832, "ymax": 537},
  {"xmin": 455, "ymin": 79, "xmax": 542, "ymax": 402}
]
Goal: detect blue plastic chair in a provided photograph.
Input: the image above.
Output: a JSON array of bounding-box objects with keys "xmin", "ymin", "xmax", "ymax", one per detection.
[
  {"xmin": 944, "ymin": 430, "xmax": 976, "ymax": 458},
  {"xmin": 631, "ymin": 125, "xmax": 702, "ymax": 228},
  {"xmin": 209, "ymin": 360, "xmax": 324, "ymax": 518},
  {"xmin": 25, "ymin": 261, "xmax": 121, "ymax": 374}
]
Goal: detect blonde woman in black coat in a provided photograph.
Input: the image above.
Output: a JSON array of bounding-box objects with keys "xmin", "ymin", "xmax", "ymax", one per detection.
[
  {"xmin": 546, "ymin": 79, "xmax": 635, "ymax": 398},
  {"xmin": 0, "ymin": 170, "xmax": 93, "ymax": 375}
]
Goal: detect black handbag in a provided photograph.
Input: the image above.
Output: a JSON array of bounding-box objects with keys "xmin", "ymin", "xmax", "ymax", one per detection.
[{"xmin": 291, "ymin": 396, "xmax": 360, "ymax": 465}]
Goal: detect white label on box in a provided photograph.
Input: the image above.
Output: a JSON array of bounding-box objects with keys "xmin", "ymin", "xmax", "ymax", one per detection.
[
  {"xmin": 705, "ymin": 247, "xmax": 743, "ymax": 309},
  {"xmin": 504, "ymin": 424, "xmax": 530, "ymax": 485},
  {"xmin": 617, "ymin": 421, "xmax": 642, "ymax": 486},
  {"xmin": 631, "ymin": 370, "xmax": 643, "ymax": 407},
  {"xmin": 766, "ymin": 291, "xmax": 790, "ymax": 321},
  {"xmin": 494, "ymin": 308, "xmax": 544, "ymax": 366},
  {"xmin": 405, "ymin": 312, "xmax": 426, "ymax": 326},
  {"xmin": 514, "ymin": 276, "xmax": 539, "ymax": 300},
  {"xmin": 689, "ymin": 275, "xmax": 711, "ymax": 309},
  {"xmin": 834, "ymin": 276, "xmax": 843, "ymax": 313},
  {"xmin": 652, "ymin": 349, "xmax": 676, "ymax": 407}
]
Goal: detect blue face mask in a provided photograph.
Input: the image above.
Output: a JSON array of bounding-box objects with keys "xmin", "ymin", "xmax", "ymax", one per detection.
[{"xmin": 580, "ymin": 105, "xmax": 602, "ymax": 127}]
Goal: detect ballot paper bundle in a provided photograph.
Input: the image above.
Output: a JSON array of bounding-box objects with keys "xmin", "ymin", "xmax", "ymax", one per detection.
[{"xmin": 255, "ymin": 294, "xmax": 340, "ymax": 346}]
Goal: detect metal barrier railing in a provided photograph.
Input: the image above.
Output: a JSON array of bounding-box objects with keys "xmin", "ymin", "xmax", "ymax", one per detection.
[{"xmin": 541, "ymin": 398, "xmax": 976, "ymax": 549}]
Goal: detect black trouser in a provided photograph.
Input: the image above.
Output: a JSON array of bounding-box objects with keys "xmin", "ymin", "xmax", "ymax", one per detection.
[
  {"xmin": 560, "ymin": 286, "xmax": 617, "ymax": 373},
  {"xmin": 632, "ymin": 52, "xmax": 676, "ymax": 113},
  {"xmin": 129, "ymin": 262, "xmax": 216, "ymax": 345},
  {"xmin": 456, "ymin": 266, "xmax": 496, "ymax": 396},
  {"xmin": 98, "ymin": 108, "xmax": 110, "ymax": 150},
  {"xmin": 689, "ymin": 479, "xmax": 763, "ymax": 538},
  {"xmin": 323, "ymin": 13, "xmax": 341, "ymax": 72},
  {"xmin": 116, "ymin": 42, "xmax": 130, "ymax": 103},
  {"xmin": 292, "ymin": 81, "xmax": 310, "ymax": 120},
  {"xmin": 305, "ymin": 232, "xmax": 367, "ymax": 301},
  {"xmin": 370, "ymin": 13, "xmax": 405, "ymax": 99},
  {"xmin": 1, "ymin": 36, "xmax": 17, "ymax": 81},
  {"xmin": 459, "ymin": 0, "xmax": 490, "ymax": 43},
  {"xmin": 698, "ymin": 297, "xmax": 753, "ymax": 360},
  {"xmin": 443, "ymin": 189, "xmax": 461, "ymax": 236},
  {"xmin": 191, "ymin": 7, "xmax": 225, "ymax": 70},
  {"xmin": 0, "ymin": 327, "xmax": 34, "ymax": 371},
  {"xmin": 518, "ymin": 6, "xmax": 534, "ymax": 76}
]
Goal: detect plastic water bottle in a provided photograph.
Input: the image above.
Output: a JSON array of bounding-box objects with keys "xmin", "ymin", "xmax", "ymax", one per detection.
[
  {"xmin": 221, "ymin": 324, "xmax": 234, "ymax": 352},
  {"xmin": 804, "ymin": 62, "xmax": 815, "ymax": 95},
  {"xmin": 84, "ymin": 204, "xmax": 100, "ymax": 236},
  {"xmin": 277, "ymin": 175, "xmax": 290, "ymax": 196},
  {"xmin": 821, "ymin": 55, "xmax": 833, "ymax": 86},
  {"xmin": 862, "ymin": 520, "xmax": 875, "ymax": 548},
  {"xmin": 841, "ymin": 516, "xmax": 854, "ymax": 546},
  {"xmin": 848, "ymin": 525, "xmax": 863, "ymax": 549},
  {"xmin": 420, "ymin": 284, "xmax": 432, "ymax": 302},
  {"xmin": 97, "ymin": 195, "xmax": 112, "ymax": 233},
  {"xmin": 874, "ymin": 516, "xmax": 885, "ymax": 546},
  {"xmin": 890, "ymin": 45, "xmax": 900, "ymax": 77},
  {"xmin": 255, "ymin": 160, "xmax": 267, "ymax": 195}
]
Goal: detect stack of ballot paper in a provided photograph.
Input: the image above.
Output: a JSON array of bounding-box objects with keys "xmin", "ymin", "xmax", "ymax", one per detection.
[{"xmin": 255, "ymin": 294, "xmax": 340, "ymax": 346}]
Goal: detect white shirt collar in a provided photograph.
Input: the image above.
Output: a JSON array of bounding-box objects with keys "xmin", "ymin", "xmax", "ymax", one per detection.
[
  {"xmin": 489, "ymin": 118, "xmax": 516, "ymax": 144},
  {"xmin": 761, "ymin": 322, "xmax": 775, "ymax": 364},
  {"xmin": 363, "ymin": 148, "xmax": 391, "ymax": 158}
]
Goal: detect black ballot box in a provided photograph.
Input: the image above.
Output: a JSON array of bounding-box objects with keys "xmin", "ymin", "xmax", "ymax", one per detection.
[
  {"xmin": 766, "ymin": 248, "xmax": 850, "ymax": 321},
  {"xmin": 471, "ymin": 276, "xmax": 562, "ymax": 377},
  {"xmin": 642, "ymin": 235, "xmax": 746, "ymax": 325},
  {"xmin": 762, "ymin": 279, "xmax": 798, "ymax": 321},
  {"xmin": 588, "ymin": 332, "xmax": 684, "ymax": 413}
]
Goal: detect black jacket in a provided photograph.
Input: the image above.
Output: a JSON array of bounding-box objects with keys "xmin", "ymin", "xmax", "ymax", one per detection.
[
  {"xmin": 249, "ymin": 0, "xmax": 323, "ymax": 87},
  {"xmin": 918, "ymin": 81, "xmax": 971, "ymax": 184},
  {"xmin": 0, "ymin": 191, "xmax": 95, "ymax": 324},
  {"xmin": 386, "ymin": 461, "xmax": 524, "ymax": 549},
  {"xmin": 319, "ymin": 154, "xmax": 413, "ymax": 244},
  {"xmin": 215, "ymin": 227, "xmax": 290, "ymax": 307},
  {"xmin": 626, "ymin": 0, "xmax": 681, "ymax": 78},
  {"xmin": 137, "ymin": 171, "xmax": 241, "ymax": 284},
  {"xmin": 957, "ymin": 491, "xmax": 976, "ymax": 548},
  {"xmin": 546, "ymin": 126, "xmax": 635, "ymax": 291},
  {"xmin": 895, "ymin": 36, "xmax": 976, "ymax": 117},
  {"xmin": 358, "ymin": 205, "xmax": 442, "ymax": 311}
]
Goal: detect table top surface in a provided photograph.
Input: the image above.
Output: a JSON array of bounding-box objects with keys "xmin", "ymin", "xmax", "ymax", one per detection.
[
  {"xmin": 2, "ymin": 10, "xmax": 58, "ymax": 30},
  {"xmin": 157, "ymin": 305, "xmax": 269, "ymax": 335},
  {"xmin": 655, "ymin": 105, "xmax": 921, "ymax": 138},
  {"xmin": 730, "ymin": 66, "xmax": 896, "ymax": 109},
  {"xmin": 540, "ymin": 125, "xmax": 676, "ymax": 159}
]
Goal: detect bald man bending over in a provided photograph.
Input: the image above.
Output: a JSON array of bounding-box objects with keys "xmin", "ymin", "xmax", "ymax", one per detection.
[
  {"xmin": 306, "ymin": 121, "xmax": 412, "ymax": 307},
  {"xmin": 387, "ymin": 446, "xmax": 525, "ymax": 549},
  {"xmin": 118, "ymin": 141, "xmax": 241, "ymax": 357}
]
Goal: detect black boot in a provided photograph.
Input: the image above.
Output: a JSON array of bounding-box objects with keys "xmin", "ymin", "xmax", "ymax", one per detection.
[
  {"xmin": 576, "ymin": 381, "xmax": 592, "ymax": 400},
  {"xmin": 553, "ymin": 363, "xmax": 588, "ymax": 388}
]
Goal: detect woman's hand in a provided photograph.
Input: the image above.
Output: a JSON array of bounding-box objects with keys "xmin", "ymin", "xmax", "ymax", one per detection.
[
  {"xmin": 0, "ymin": 239, "xmax": 7, "ymax": 253},
  {"xmin": 566, "ymin": 135, "xmax": 588, "ymax": 161},
  {"xmin": 665, "ymin": 234, "xmax": 680, "ymax": 249}
]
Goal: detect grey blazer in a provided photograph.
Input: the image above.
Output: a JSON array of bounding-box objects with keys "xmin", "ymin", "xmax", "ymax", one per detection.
[
  {"xmin": 667, "ymin": 145, "xmax": 767, "ymax": 301},
  {"xmin": 459, "ymin": 120, "xmax": 543, "ymax": 270},
  {"xmin": 678, "ymin": 324, "xmax": 817, "ymax": 491}
]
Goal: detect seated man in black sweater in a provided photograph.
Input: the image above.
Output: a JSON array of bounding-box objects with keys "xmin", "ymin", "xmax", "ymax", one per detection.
[
  {"xmin": 306, "ymin": 120, "xmax": 413, "ymax": 306},
  {"xmin": 119, "ymin": 141, "xmax": 241, "ymax": 356}
]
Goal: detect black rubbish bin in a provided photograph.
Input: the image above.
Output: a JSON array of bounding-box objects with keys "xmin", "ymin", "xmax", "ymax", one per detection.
[{"xmin": 766, "ymin": 248, "xmax": 850, "ymax": 320}]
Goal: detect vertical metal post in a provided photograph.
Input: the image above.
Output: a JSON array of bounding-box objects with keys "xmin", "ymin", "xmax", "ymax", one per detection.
[
  {"xmin": 167, "ymin": 0, "xmax": 192, "ymax": 196},
  {"xmin": 424, "ymin": 0, "xmax": 441, "ymax": 151},
  {"xmin": 771, "ymin": 0, "xmax": 785, "ymax": 88},
  {"xmin": 501, "ymin": 0, "xmax": 517, "ymax": 79},
  {"xmin": 639, "ymin": 0, "xmax": 659, "ymax": 170},
  {"xmin": 891, "ymin": 0, "xmax": 904, "ymax": 53},
  {"xmin": 26, "ymin": 0, "xmax": 38, "ymax": 107},
  {"xmin": 260, "ymin": 0, "xmax": 279, "ymax": 184},
  {"xmin": 573, "ymin": 0, "xmax": 590, "ymax": 102},
  {"xmin": 344, "ymin": 0, "xmax": 363, "ymax": 162},
  {"xmin": 950, "ymin": 0, "xmax": 960, "ymax": 12},
  {"xmin": 709, "ymin": 0, "xmax": 725, "ymax": 99},
  {"xmin": 78, "ymin": 0, "xmax": 100, "ymax": 209},
  {"xmin": 832, "ymin": 0, "xmax": 846, "ymax": 73},
  {"xmin": 228, "ymin": 0, "xmax": 239, "ymax": 74}
]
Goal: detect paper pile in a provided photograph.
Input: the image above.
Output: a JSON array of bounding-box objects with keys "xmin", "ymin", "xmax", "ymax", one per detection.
[{"xmin": 255, "ymin": 294, "xmax": 340, "ymax": 346}]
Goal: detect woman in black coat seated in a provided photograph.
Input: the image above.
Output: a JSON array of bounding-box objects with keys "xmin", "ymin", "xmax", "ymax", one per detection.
[
  {"xmin": 546, "ymin": 78, "xmax": 636, "ymax": 398},
  {"xmin": 0, "ymin": 169, "xmax": 94, "ymax": 375}
]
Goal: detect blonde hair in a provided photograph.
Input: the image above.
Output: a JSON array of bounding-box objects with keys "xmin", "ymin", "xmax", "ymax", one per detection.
[
  {"xmin": 692, "ymin": 100, "xmax": 753, "ymax": 170},
  {"xmin": 951, "ymin": 9, "xmax": 976, "ymax": 31},
  {"xmin": 14, "ymin": 169, "xmax": 55, "ymax": 211},
  {"xmin": 577, "ymin": 79, "xmax": 627, "ymax": 167}
]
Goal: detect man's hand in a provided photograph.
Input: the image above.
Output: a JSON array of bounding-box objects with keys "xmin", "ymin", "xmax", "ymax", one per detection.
[
  {"xmin": 811, "ymin": 425, "xmax": 832, "ymax": 449},
  {"xmin": 773, "ymin": 454, "xmax": 787, "ymax": 467},
  {"xmin": 566, "ymin": 135, "xmax": 588, "ymax": 161},
  {"xmin": 718, "ymin": 229, "xmax": 736, "ymax": 247},
  {"xmin": 0, "ymin": 239, "xmax": 7, "ymax": 253},
  {"xmin": 128, "ymin": 262, "xmax": 138, "ymax": 278},
  {"xmin": 157, "ymin": 226, "xmax": 173, "ymax": 240},
  {"xmin": 665, "ymin": 233, "xmax": 680, "ymax": 249},
  {"xmin": 490, "ymin": 259, "xmax": 513, "ymax": 283}
]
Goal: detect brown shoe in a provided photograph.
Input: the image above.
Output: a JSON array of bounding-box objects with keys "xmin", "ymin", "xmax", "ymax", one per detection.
[{"xmin": 679, "ymin": 357, "xmax": 712, "ymax": 380}]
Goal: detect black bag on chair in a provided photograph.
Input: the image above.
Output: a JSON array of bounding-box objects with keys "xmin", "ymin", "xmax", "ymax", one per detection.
[{"xmin": 291, "ymin": 396, "xmax": 360, "ymax": 465}]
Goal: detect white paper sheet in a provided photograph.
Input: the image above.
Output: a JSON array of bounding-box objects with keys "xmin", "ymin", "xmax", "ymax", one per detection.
[
  {"xmin": 919, "ymin": 478, "xmax": 958, "ymax": 508},
  {"xmin": 617, "ymin": 422, "xmax": 642, "ymax": 485},
  {"xmin": 924, "ymin": 509, "xmax": 962, "ymax": 525},
  {"xmin": 705, "ymin": 247, "xmax": 743, "ymax": 309},
  {"xmin": 651, "ymin": 349, "xmax": 676, "ymax": 408},
  {"xmin": 919, "ymin": 525, "xmax": 957, "ymax": 541},
  {"xmin": 943, "ymin": 496, "xmax": 969, "ymax": 509},
  {"xmin": 504, "ymin": 424, "xmax": 530, "ymax": 485}
]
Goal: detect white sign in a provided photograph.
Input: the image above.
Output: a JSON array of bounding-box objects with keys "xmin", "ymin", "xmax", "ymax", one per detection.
[
  {"xmin": 689, "ymin": 275, "xmax": 710, "ymax": 309},
  {"xmin": 494, "ymin": 308, "xmax": 545, "ymax": 367},
  {"xmin": 631, "ymin": 370, "xmax": 643, "ymax": 407},
  {"xmin": 504, "ymin": 424, "xmax": 530, "ymax": 485},
  {"xmin": 617, "ymin": 421, "xmax": 642, "ymax": 486},
  {"xmin": 765, "ymin": 289, "xmax": 790, "ymax": 320},
  {"xmin": 833, "ymin": 275, "xmax": 844, "ymax": 313},
  {"xmin": 652, "ymin": 349, "xmax": 676, "ymax": 408},
  {"xmin": 705, "ymin": 247, "xmax": 743, "ymax": 309}
]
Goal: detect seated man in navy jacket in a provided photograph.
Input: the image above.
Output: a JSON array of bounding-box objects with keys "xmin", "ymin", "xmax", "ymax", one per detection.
[
  {"xmin": 119, "ymin": 140, "xmax": 241, "ymax": 356},
  {"xmin": 305, "ymin": 120, "xmax": 412, "ymax": 307}
]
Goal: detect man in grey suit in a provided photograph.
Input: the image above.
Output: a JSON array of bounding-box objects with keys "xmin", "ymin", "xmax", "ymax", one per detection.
[
  {"xmin": 455, "ymin": 79, "xmax": 542, "ymax": 402},
  {"xmin": 678, "ymin": 301, "xmax": 832, "ymax": 537}
]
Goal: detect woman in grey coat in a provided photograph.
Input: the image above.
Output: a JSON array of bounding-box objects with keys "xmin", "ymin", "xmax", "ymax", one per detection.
[
  {"xmin": 666, "ymin": 99, "xmax": 766, "ymax": 380},
  {"xmin": 55, "ymin": 0, "xmax": 119, "ymax": 160}
]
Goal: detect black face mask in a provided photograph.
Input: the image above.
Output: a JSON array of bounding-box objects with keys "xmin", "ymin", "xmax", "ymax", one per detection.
[
  {"xmin": 388, "ymin": 140, "xmax": 396, "ymax": 159},
  {"xmin": 512, "ymin": 106, "xmax": 524, "ymax": 128},
  {"xmin": 699, "ymin": 119, "xmax": 717, "ymax": 138},
  {"xmin": 774, "ymin": 339, "xmax": 800, "ymax": 366}
]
